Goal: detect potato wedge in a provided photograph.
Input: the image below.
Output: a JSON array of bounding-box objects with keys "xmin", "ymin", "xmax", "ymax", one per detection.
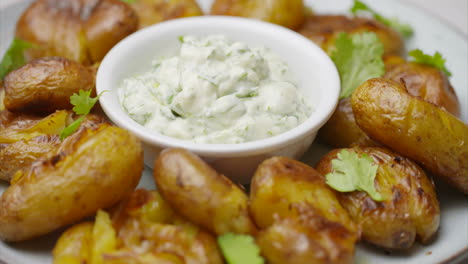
[
  {"xmin": 257, "ymin": 211, "xmax": 356, "ymax": 264},
  {"xmin": 352, "ymin": 78, "xmax": 468, "ymax": 194},
  {"xmin": 16, "ymin": 0, "xmax": 138, "ymax": 64},
  {"xmin": 53, "ymin": 222, "xmax": 94, "ymax": 264},
  {"xmin": 384, "ymin": 55, "xmax": 460, "ymax": 117},
  {"xmin": 316, "ymin": 146, "xmax": 440, "ymax": 249},
  {"xmin": 250, "ymin": 157, "xmax": 357, "ymax": 234},
  {"xmin": 298, "ymin": 15, "xmax": 404, "ymax": 56},
  {"xmin": 211, "ymin": 0, "xmax": 305, "ymax": 29},
  {"xmin": 128, "ymin": 0, "xmax": 203, "ymax": 29},
  {"xmin": 4, "ymin": 57, "xmax": 94, "ymax": 114},
  {"xmin": 0, "ymin": 124, "xmax": 143, "ymax": 241},
  {"xmin": 153, "ymin": 148, "xmax": 257, "ymax": 235}
]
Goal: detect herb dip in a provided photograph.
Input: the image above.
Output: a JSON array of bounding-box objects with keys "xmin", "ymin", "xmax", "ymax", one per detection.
[{"xmin": 118, "ymin": 35, "xmax": 312, "ymax": 144}]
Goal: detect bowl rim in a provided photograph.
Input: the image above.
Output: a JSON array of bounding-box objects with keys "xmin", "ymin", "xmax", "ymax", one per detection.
[{"xmin": 97, "ymin": 16, "xmax": 340, "ymax": 157}]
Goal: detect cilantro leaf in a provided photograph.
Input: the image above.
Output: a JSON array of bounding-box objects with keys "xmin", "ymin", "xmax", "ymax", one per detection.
[
  {"xmin": 0, "ymin": 39, "xmax": 35, "ymax": 79},
  {"xmin": 408, "ymin": 49, "xmax": 452, "ymax": 77},
  {"xmin": 71, "ymin": 90, "xmax": 101, "ymax": 115},
  {"xmin": 326, "ymin": 149, "xmax": 383, "ymax": 201},
  {"xmin": 331, "ymin": 32, "xmax": 384, "ymax": 99},
  {"xmin": 218, "ymin": 233, "xmax": 264, "ymax": 264},
  {"xmin": 350, "ymin": 0, "xmax": 413, "ymax": 38},
  {"xmin": 60, "ymin": 90, "xmax": 106, "ymax": 140}
]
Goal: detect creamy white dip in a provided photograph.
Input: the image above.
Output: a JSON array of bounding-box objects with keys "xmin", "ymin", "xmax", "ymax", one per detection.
[{"xmin": 118, "ymin": 35, "xmax": 312, "ymax": 144}]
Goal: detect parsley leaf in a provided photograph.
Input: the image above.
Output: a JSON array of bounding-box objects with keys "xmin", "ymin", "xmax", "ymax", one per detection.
[
  {"xmin": 408, "ymin": 49, "xmax": 452, "ymax": 77},
  {"xmin": 218, "ymin": 233, "xmax": 264, "ymax": 264},
  {"xmin": 60, "ymin": 90, "xmax": 106, "ymax": 140},
  {"xmin": 331, "ymin": 32, "xmax": 385, "ymax": 99},
  {"xmin": 0, "ymin": 39, "xmax": 35, "ymax": 79},
  {"xmin": 350, "ymin": 0, "xmax": 413, "ymax": 38},
  {"xmin": 326, "ymin": 149, "xmax": 383, "ymax": 201}
]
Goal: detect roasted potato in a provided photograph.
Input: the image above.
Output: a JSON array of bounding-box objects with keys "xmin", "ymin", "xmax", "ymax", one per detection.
[
  {"xmin": 384, "ymin": 55, "xmax": 460, "ymax": 117},
  {"xmin": 0, "ymin": 124, "xmax": 143, "ymax": 241},
  {"xmin": 153, "ymin": 148, "xmax": 257, "ymax": 235},
  {"xmin": 0, "ymin": 111, "xmax": 106, "ymax": 182},
  {"xmin": 4, "ymin": 57, "xmax": 95, "ymax": 114},
  {"xmin": 298, "ymin": 15, "xmax": 404, "ymax": 56},
  {"xmin": 0, "ymin": 135, "xmax": 60, "ymax": 182},
  {"xmin": 54, "ymin": 190, "xmax": 224, "ymax": 264},
  {"xmin": 16, "ymin": 0, "xmax": 138, "ymax": 65},
  {"xmin": 250, "ymin": 157, "xmax": 357, "ymax": 234},
  {"xmin": 210, "ymin": 0, "xmax": 305, "ymax": 29},
  {"xmin": 128, "ymin": 0, "xmax": 203, "ymax": 29},
  {"xmin": 257, "ymin": 211, "xmax": 356, "ymax": 264},
  {"xmin": 352, "ymin": 78, "xmax": 468, "ymax": 194},
  {"xmin": 0, "ymin": 81, "xmax": 5, "ymax": 111},
  {"xmin": 316, "ymin": 146, "xmax": 440, "ymax": 249},
  {"xmin": 318, "ymin": 98, "xmax": 378, "ymax": 147}
]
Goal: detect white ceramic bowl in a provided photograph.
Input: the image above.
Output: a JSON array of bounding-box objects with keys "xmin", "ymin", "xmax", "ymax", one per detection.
[{"xmin": 97, "ymin": 16, "xmax": 340, "ymax": 183}]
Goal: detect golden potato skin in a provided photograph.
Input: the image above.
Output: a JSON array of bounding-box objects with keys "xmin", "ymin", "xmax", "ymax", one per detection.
[
  {"xmin": 316, "ymin": 147, "xmax": 440, "ymax": 249},
  {"xmin": 318, "ymin": 98, "xmax": 378, "ymax": 147},
  {"xmin": 384, "ymin": 55, "xmax": 460, "ymax": 117},
  {"xmin": 0, "ymin": 109, "xmax": 41, "ymax": 131},
  {"xmin": 16, "ymin": 0, "xmax": 138, "ymax": 64},
  {"xmin": 153, "ymin": 148, "xmax": 257, "ymax": 235},
  {"xmin": 298, "ymin": 15, "xmax": 404, "ymax": 56},
  {"xmin": 257, "ymin": 212, "xmax": 356, "ymax": 264},
  {"xmin": 129, "ymin": 0, "xmax": 203, "ymax": 29},
  {"xmin": 53, "ymin": 222, "xmax": 94, "ymax": 264},
  {"xmin": 352, "ymin": 78, "xmax": 468, "ymax": 194},
  {"xmin": 250, "ymin": 157, "xmax": 357, "ymax": 234},
  {"xmin": 0, "ymin": 135, "xmax": 60, "ymax": 182},
  {"xmin": 4, "ymin": 57, "xmax": 95, "ymax": 113},
  {"xmin": 0, "ymin": 124, "xmax": 143, "ymax": 241},
  {"xmin": 210, "ymin": 0, "xmax": 305, "ymax": 29}
]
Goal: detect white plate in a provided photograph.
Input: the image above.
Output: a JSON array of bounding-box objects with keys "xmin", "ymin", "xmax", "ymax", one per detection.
[{"xmin": 0, "ymin": 0, "xmax": 467, "ymax": 263}]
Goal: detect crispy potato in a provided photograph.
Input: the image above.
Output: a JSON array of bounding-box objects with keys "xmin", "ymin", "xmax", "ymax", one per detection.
[
  {"xmin": 53, "ymin": 222, "xmax": 94, "ymax": 264},
  {"xmin": 210, "ymin": 0, "xmax": 305, "ymax": 29},
  {"xmin": 0, "ymin": 135, "xmax": 60, "ymax": 182},
  {"xmin": 0, "ymin": 109, "xmax": 41, "ymax": 130},
  {"xmin": 153, "ymin": 148, "xmax": 257, "ymax": 235},
  {"xmin": 0, "ymin": 81, "xmax": 5, "ymax": 111},
  {"xmin": 384, "ymin": 55, "xmax": 460, "ymax": 117},
  {"xmin": 0, "ymin": 124, "xmax": 143, "ymax": 241},
  {"xmin": 316, "ymin": 146, "xmax": 440, "ymax": 249},
  {"xmin": 53, "ymin": 190, "xmax": 223, "ymax": 264},
  {"xmin": 16, "ymin": 0, "xmax": 138, "ymax": 65},
  {"xmin": 128, "ymin": 0, "xmax": 203, "ymax": 29},
  {"xmin": 352, "ymin": 78, "xmax": 468, "ymax": 194},
  {"xmin": 318, "ymin": 98, "xmax": 378, "ymax": 147},
  {"xmin": 298, "ymin": 15, "xmax": 404, "ymax": 56},
  {"xmin": 250, "ymin": 157, "xmax": 357, "ymax": 234},
  {"xmin": 0, "ymin": 110, "xmax": 106, "ymax": 182},
  {"xmin": 257, "ymin": 211, "xmax": 356, "ymax": 264},
  {"xmin": 4, "ymin": 57, "xmax": 95, "ymax": 114}
]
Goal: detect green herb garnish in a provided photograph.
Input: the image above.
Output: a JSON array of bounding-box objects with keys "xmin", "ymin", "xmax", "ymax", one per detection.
[
  {"xmin": 408, "ymin": 49, "xmax": 452, "ymax": 76},
  {"xmin": 217, "ymin": 233, "xmax": 265, "ymax": 264}
]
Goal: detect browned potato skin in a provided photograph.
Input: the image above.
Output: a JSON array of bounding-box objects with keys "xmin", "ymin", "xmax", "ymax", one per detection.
[
  {"xmin": 153, "ymin": 148, "xmax": 257, "ymax": 235},
  {"xmin": 211, "ymin": 0, "xmax": 305, "ymax": 29},
  {"xmin": 0, "ymin": 110, "xmax": 41, "ymax": 130},
  {"xmin": 15, "ymin": 0, "xmax": 138, "ymax": 65},
  {"xmin": 384, "ymin": 55, "xmax": 461, "ymax": 117},
  {"xmin": 318, "ymin": 98, "xmax": 378, "ymax": 147},
  {"xmin": 250, "ymin": 157, "xmax": 357, "ymax": 234},
  {"xmin": 0, "ymin": 124, "xmax": 143, "ymax": 241},
  {"xmin": 4, "ymin": 57, "xmax": 95, "ymax": 114},
  {"xmin": 257, "ymin": 212, "xmax": 356, "ymax": 264},
  {"xmin": 316, "ymin": 147, "xmax": 440, "ymax": 249},
  {"xmin": 0, "ymin": 135, "xmax": 60, "ymax": 182},
  {"xmin": 129, "ymin": 0, "xmax": 203, "ymax": 29},
  {"xmin": 298, "ymin": 15, "xmax": 404, "ymax": 56},
  {"xmin": 352, "ymin": 78, "xmax": 468, "ymax": 194}
]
